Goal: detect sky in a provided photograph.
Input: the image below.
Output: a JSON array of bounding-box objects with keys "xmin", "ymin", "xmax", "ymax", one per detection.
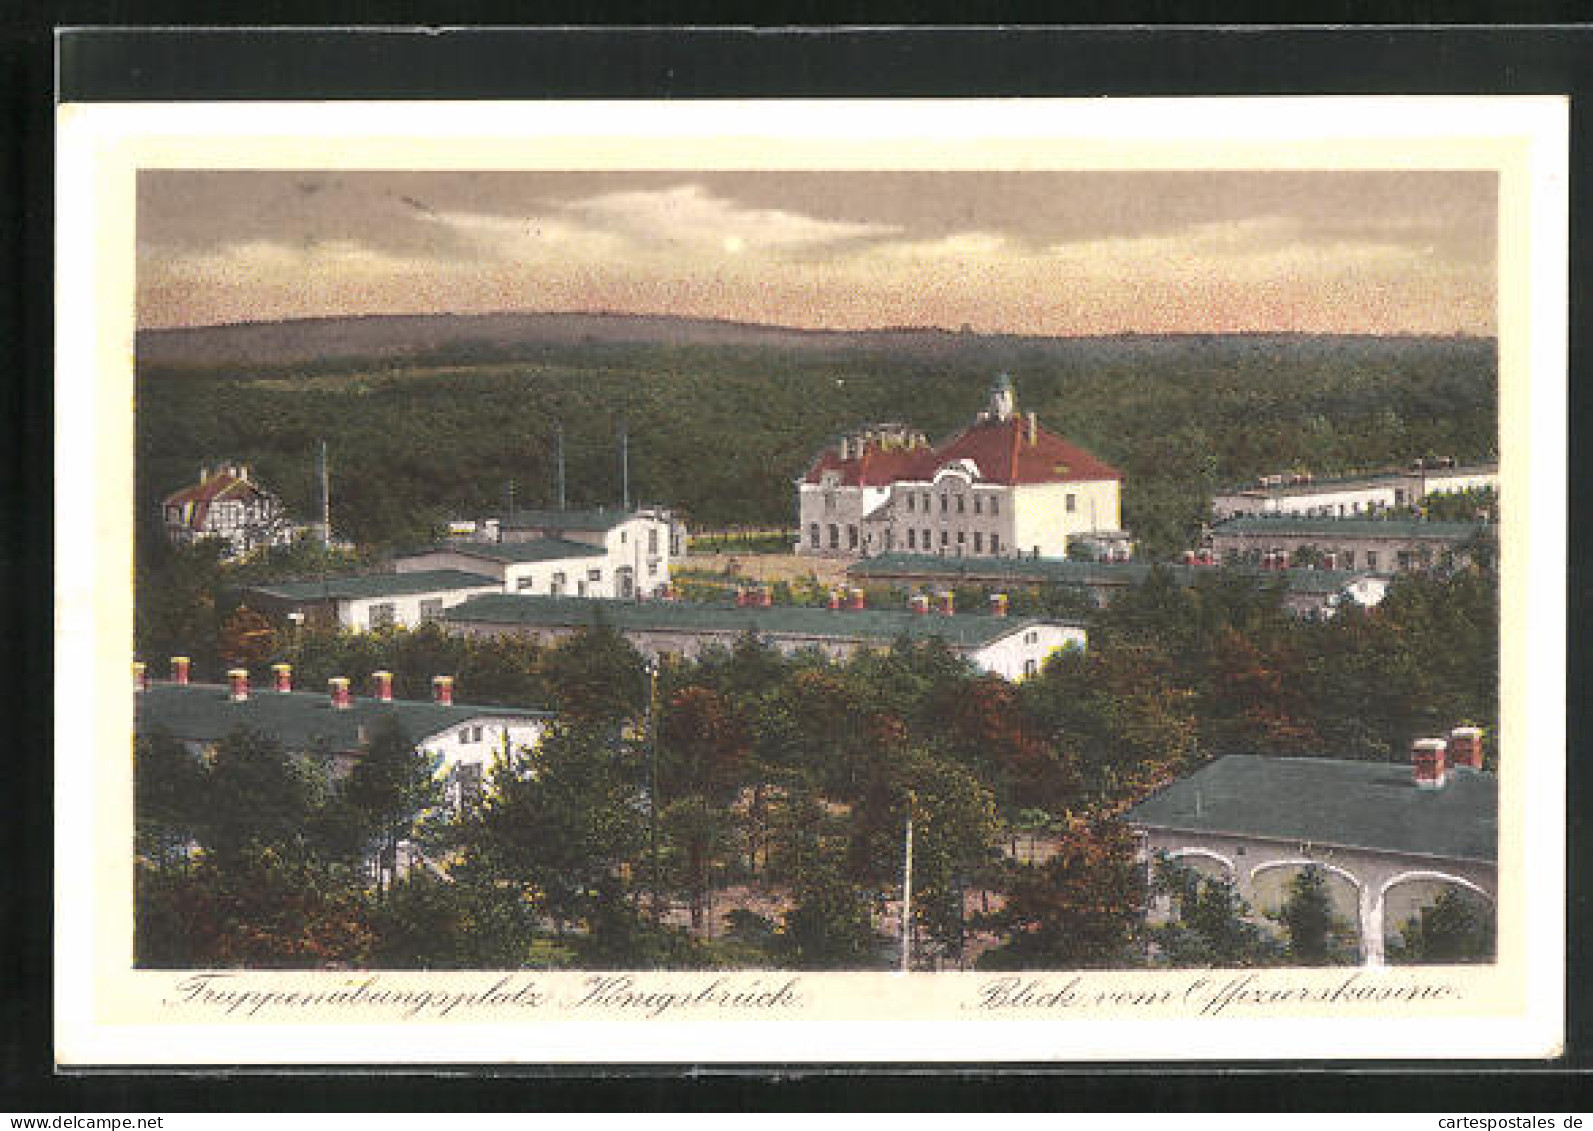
[{"xmin": 137, "ymin": 170, "xmax": 1497, "ymax": 336}]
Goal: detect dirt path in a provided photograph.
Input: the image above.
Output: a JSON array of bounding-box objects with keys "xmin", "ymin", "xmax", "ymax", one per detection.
[{"xmin": 677, "ymin": 551, "xmax": 856, "ymax": 588}]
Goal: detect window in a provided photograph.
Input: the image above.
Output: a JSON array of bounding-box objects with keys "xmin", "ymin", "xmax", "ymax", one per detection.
[
  {"xmin": 957, "ymin": 495, "xmax": 965, "ymax": 514},
  {"xmin": 648, "ymin": 560, "xmax": 659, "ymax": 576},
  {"xmin": 974, "ymin": 496, "xmax": 982, "ymax": 515},
  {"xmin": 907, "ymin": 528, "xmax": 916, "ymax": 550},
  {"xmin": 974, "ymin": 532, "xmax": 983, "ymax": 553},
  {"xmin": 577, "ymin": 579, "xmax": 588, "ymax": 596},
  {"xmin": 588, "ymin": 569, "xmax": 603, "ymax": 583},
  {"xmin": 621, "ymin": 531, "xmax": 628, "ymax": 544},
  {"xmin": 991, "ymin": 533, "xmax": 1001, "ymax": 554},
  {"xmin": 516, "ymin": 576, "xmax": 535, "ymax": 591},
  {"xmin": 459, "ymin": 728, "xmax": 472, "ymax": 744},
  {"xmin": 551, "ymin": 571, "xmax": 566, "ymax": 596},
  {"xmin": 1066, "ymin": 493, "xmax": 1077, "ymax": 513},
  {"xmin": 922, "ymin": 528, "xmax": 931, "ymax": 550},
  {"xmin": 940, "ymin": 494, "xmax": 948, "ymax": 514},
  {"xmin": 368, "ymin": 603, "xmax": 395, "ymax": 629},
  {"xmin": 809, "ymin": 523, "xmax": 820, "ymax": 548},
  {"xmin": 649, "ymin": 528, "xmax": 659, "ymax": 553},
  {"xmin": 1365, "ymin": 551, "xmax": 1379, "ymax": 571},
  {"xmin": 1023, "ymin": 659, "xmax": 1038, "ymax": 678},
  {"xmin": 848, "ymin": 525, "xmax": 858, "ymax": 550},
  {"xmin": 956, "ymin": 531, "xmax": 965, "ymax": 546},
  {"xmin": 419, "ymin": 598, "xmax": 444, "ymax": 623},
  {"xmin": 991, "ymin": 497, "xmax": 1000, "ymax": 517},
  {"xmin": 455, "ymin": 763, "xmax": 483, "ymax": 810},
  {"xmin": 1342, "ymin": 550, "xmax": 1355, "ymax": 568},
  {"xmin": 828, "ymin": 524, "xmax": 840, "ymax": 549},
  {"xmin": 472, "ymin": 725, "xmax": 484, "ymax": 743},
  {"xmin": 940, "ymin": 531, "xmax": 949, "ymax": 548},
  {"xmin": 906, "ymin": 494, "xmax": 915, "ymax": 513},
  {"xmin": 824, "ymin": 492, "xmax": 837, "ymax": 512}
]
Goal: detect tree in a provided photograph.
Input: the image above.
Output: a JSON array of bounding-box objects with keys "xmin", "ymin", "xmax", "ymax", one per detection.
[
  {"xmin": 196, "ymin": 726, "xmax": 319, "ymax": 863},
  {"xmin": 134, "ymin": 729, "xmax": 207, "ymax": 865},
  {"xmin": 340, "ymin": 715, "xmax": 443, "ymax": 897},
  {"xmin": 217, "ymin": 605, "xmax": 278, "ymax": 670},
  {"xmin": 975, "ymin": 820, "xmax": 1144, "ymax": 969},
  {"xmin": 1276, "ymin": 866, "xmax": 1357, "ymax": 965},
  {"xmin": 541, "ymin": 619, "xmax": 648, "ymax": 725},
  {"xmin": 1145, "ymin": 857, "xmax": 1281, "ymax": 968},
  {"xmin": 1388, "ymin": 887, "xmax": 1495, "ymax": 965}
]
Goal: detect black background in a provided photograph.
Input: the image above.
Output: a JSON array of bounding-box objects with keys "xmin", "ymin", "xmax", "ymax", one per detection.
[{"xmin": 6, "ymin": 14, "xmax": 1591, "ymax": 1112}]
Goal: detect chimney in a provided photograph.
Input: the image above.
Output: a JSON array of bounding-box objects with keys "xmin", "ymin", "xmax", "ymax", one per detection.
[
  {"xmin": 847, "ymin": 587, "xmax": 866, "ymax": 611},
  {"xmin": 432, "ymin": 675, "xmax": 454, "ymax": 706},
  {"xmin": 227, "ymin": 668, "xmax": 249, "ymax": 702},
  {"xmin": 1027, "ymin": 412, "xmax": 1038, "ymax": 446},
  {"xmin": 989, "ymin": 592, "xmax": 1009, "ymax": 617},
  {"xmin": 1181, "ymin": 550, "xmax": 1197, "ymax": 566},
  {"xmin": 910, "ymin": 593, "xmax": 930, "ymax": 615},
  {"xmin": 1412, "ymin": 737, "xmax": 1448, "ymax": 790},
  {"xmin": 372, "ymin": 670, "xmax": 394, "ymax": 702},
  {"xmin": 1447, "ymin": 726, "xmax": 1484, "ymax": 771},
  {"xmin": 735, "ymin": 587, "xmax": 749, "ymax": 607},
  {"xmin": 1198, "ymin": 549, "xmax": 1214, "ymax": 566},
  {"xmin": 1324, "ymin": 551, "xmax": 1338, "ymax": 570},
  {"xmin": 133, "ymin": 661, "xmax": 148, "ymax": 693},
  {"xmin": 272, "ymin": 663, "xmax": 292, "ymax": 693},
  {"xmin": 329, "ymin": 676, "xmax": 352, "ymax": 710},
  {"xmin": 759, "ymin": 586, "xmax": 773, "ymax": 607},
  {"xmin": 170, "ymin": 656, "xmax": 191, "ymax": 686},
  {"xmin": 936, "ymin": 590, "xmax": 955, "ymax": 616}
]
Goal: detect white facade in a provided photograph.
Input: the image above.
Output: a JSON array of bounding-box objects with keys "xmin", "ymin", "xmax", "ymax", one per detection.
[
  {"xmin": 415, "ymin": 713, "xmax": 548, "ymax": 810},
  {"xmin": 965, "ymin": 622, "xmax": 1088, "ymax": 680},
  {"xmin": 337, "ymin": 582, "xmax": 500, "ymax": 631},
  {"xmin": 1214, "ymin": 464, "xmax": 1498, "ymax": 521}
]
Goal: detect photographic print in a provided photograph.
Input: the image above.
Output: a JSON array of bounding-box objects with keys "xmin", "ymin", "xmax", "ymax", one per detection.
[{"xmin": 55, "ymin": 97, "xmax": 1566, "ymax": 1064}]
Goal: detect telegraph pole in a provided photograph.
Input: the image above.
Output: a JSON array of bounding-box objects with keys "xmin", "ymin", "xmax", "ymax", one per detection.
[
  {"xmin": 620, "ymin": 418, "xmax": 630, "ymax": 511},
  {"xmin": 318, "ymin": 439, "xmax": 330, "ymax": 548},
  {"xmin": 900, "ymin": 791, "xmax": 915, "ymax": 974},
  {"xmin": 555, "ymin": 421, "xmax": 566, "ymax": 511},
  {"xmin": 648, "ymin": 658, "xmax": 661, "ymax": 919}
]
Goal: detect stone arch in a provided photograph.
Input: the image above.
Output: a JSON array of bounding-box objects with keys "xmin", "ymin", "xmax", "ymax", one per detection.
[
  {"xmin": 1378, "ymin": 870, "xmax": 1495, "ymax": 960},
  {"xmin": 1248, "ymin": 858, "xmax": 1367, "ymax": 959},
  {"xmin": 1164, "ymin": 847, "xmax": 1236, "ymax": 882}
]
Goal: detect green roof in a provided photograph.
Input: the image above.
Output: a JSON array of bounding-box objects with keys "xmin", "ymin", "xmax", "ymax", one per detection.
[
  {"xmin": 502, "ymin": 507, "xmax": 635, "ymax": 532},
  {"xmin": 136, "ymin": 682, "xmax": 549, "ymax": 752},
  {"xmin": 1213, "ymin": 516, "xmax": 1489, "ymax": 540},
  {"xmin": 444, "ymin": 593, "xmax": 1079, "ymax": 649},
  {"xmin": 244, "ymin": 569, "xmax": 500, "ymax": 603},
  {"xmin": 406, "ymin": 539, "xmax": 605, "ymax": 565},
  {"xmin": 1123, "ymin": 755, "xmax": 1496, "ymax": 863},
  {"xmin": 849, "ymin": 554, "xmax": 1370, "ymax": 594}
]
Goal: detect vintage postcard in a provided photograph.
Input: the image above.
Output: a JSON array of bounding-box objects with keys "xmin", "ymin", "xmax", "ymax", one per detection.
[{"xmin": 55, "ymin": 97, "xmax": 1566, "ymax": 1064}]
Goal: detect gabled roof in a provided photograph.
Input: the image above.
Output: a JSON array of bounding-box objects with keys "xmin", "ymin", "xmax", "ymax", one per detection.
[
  {"xmin": 444, "ymin": 593, "xmax": 1082, "ymax": 649},
  {"xmin": 500, "ymin": 508, "xmax": 637, "ymax": 532},
  {"xmin": 244, "ymin": 569, "xmax": 500, "ymax": 604},
  {"xmin": 849, "ymin": 553, "xmax": 1374, "ymax": 595},
  {"xmin": 136, "ymin": 682, "xmax": 550, "ymax": 754},
  {"xmin": 802, "ymin": 442, "xmax": 933, "ymax": 488},
  {"xmin": 1213, "ymin": 516, "xmax": 1490, "ymax": 540},
  {"xmin": 404, "ymin": 539, "xmax": 606, "ymax": 565},
  {"xmin": 928, "ymin": 415, "xmax": 1122, "ymax": 485},
  {"xmin": 1123, "ymin": 754, "xmax": 1496, "ymax": 863},
  {"xmin": 162, "ymin": 470, "xmax": 275, "ymax": 532}
]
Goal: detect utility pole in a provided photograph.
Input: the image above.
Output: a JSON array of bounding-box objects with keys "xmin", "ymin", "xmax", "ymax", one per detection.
[
  {"xmin": 648, "ymin": 658, "xmax": 661, "ymax": 919},
  {"xmin": 900, "ymin": 791, "xmax": 915, "ymax": 974},
  {"xmin": 620, "ymin": 418, "xmax": 630, "ymax": 512},
  {"xmin": 318, "ymin": 439, "xmax": 330, "ymax": 548},
  {"xmin": 554, "ymin": 421, "xmax": 566, "ymax": 512}
]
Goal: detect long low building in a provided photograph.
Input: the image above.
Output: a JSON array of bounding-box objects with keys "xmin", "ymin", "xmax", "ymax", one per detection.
[
  {"xmin": 1212, "ymin": 462, "xmax": 1498, "ymax": 521},
  {"xmin": 135, "ymin": 666, "xmax": 551, "ymax": 809},
  {"xmin": 442, "ymin": 593, "xmax": 1086, "ymax": 680},
  {"xmin": 1124, "ymin": 741, "xmax": 1495, "ymax": 966},
  {"xmin": 393, "ymin": 539, "xmax": 618, "ymax": 596},
  {"xmin": 241, "ymin": 569, "xmax": 502, "ymax": 630},
  {"xmin": 1209, "ymin": 516, "xmax": 1491, "ymax": 573},
  {"xmin": 848, "ymin": 553, "xmax": 1389, "ymax": 618}
]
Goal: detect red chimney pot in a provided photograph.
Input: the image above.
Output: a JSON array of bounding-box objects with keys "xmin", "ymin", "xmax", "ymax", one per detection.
[
  {"xmin": 170, "ymin": 656, "xmax": 191, "ymax": 686},
  {"xmin": 329, "ymin": 676, "xmax": 352, "ymax": 710},
  {"xmin": 227, "ymin": 668, "xmax": 249, "ymax": 702},
  {"xmin": 432, "ymin": 675, "xmax": 454, "ymax": 706}
]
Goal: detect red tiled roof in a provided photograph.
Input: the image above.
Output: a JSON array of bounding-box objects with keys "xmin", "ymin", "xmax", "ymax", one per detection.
[
  {"xmin": 163, "ymin": 471, "xmax": 270, "ymax": 531},
  {"xmin": 803, "ymin": 443, "xmax": 934, "ymax": 487},
  {"xmin": 934, "ymin": 416, "xmax": 1122, "ymax": 485},
  {"xmin": 803, "ymin": 416, "xmax": 1119, "ymax": 488}
]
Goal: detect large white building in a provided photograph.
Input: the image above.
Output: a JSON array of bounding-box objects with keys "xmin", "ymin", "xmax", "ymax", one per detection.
[
  {"xmin": 797, "ymin": 376, "xmax": 1124, "ymax": 561},
  {"xmin": 241, "ymin": 507, "xmax": 676, "ymax": 631}
]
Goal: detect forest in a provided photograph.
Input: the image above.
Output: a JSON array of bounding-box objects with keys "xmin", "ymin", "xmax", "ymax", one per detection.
[
  {"xmin": 136, "ymin": 551, "xmax": 1498, "ymax": 971},
  {"xmin": 136, "ymin": 329, "xmax": 1497, "ymax": 559}
]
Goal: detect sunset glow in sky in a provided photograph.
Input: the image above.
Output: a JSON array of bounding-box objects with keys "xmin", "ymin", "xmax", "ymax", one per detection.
[{"xmin": 138, "ymin": 170, "xmax": 1497, "ymax": 336}]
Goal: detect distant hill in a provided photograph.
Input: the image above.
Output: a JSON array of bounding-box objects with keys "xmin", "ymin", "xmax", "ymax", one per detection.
[
  {"xmin": 136, "ymin": 311, "xmax": 1482, "ymax": 371},
  {"xmin": 137, "ymin": 312, "xmax": 993, "ymax": 369}
]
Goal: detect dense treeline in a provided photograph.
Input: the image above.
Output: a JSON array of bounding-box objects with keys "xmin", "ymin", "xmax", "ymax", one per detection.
[
  {"xmin": 137, "ymin": 332, "xmax": 1496, "ymax": 557},
  {"xmin": 136, "ymin": 556, "xmax": 1498, "ymax": 970}
]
